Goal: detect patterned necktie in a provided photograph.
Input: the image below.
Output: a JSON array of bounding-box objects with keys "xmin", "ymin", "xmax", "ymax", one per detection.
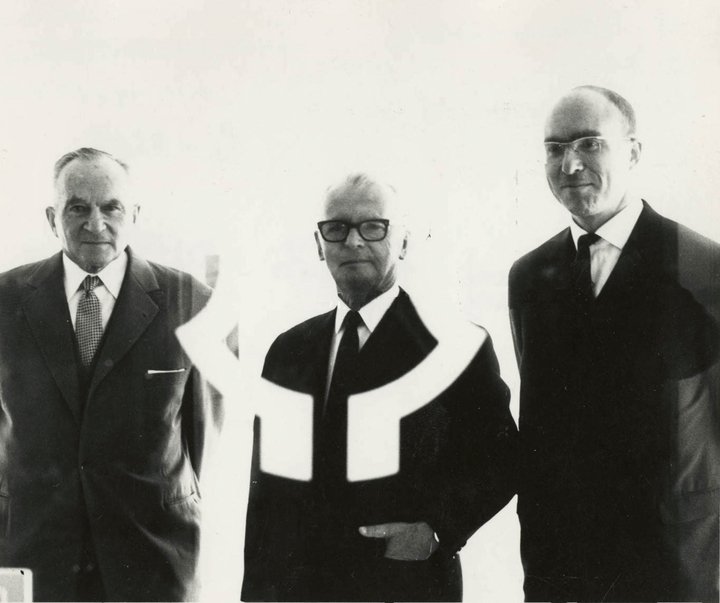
[
  {"xmin": 318, "ymin": 310, "xmax": 363, "ymax": 484},
  {"xmin": 76, "ymin": 275, "xmax": 103, "ymax": 368},
  {"xmin": 573, "ymin": 233, "xmax": 600, "ymax": 302}
]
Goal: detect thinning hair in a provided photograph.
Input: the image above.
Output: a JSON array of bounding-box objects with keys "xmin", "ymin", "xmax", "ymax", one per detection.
[
  {"xmin": 573, "ymin": 85, "xmax": 638, "ymax": 136},
  {"xmin": 53, "ymin": 147, "xmax": 129, "ymax": 183},
  {"xmin": 326, "ymin": 172, "xmax": 397, "ymax": 200},
  {"xmin": 324, "ymin": 172, "xmax": 407, "ymax": 224}
]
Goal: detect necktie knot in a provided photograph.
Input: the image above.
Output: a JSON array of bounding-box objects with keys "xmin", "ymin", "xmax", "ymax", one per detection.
[
  {"xmin": 343, "ymin": 310, "xmax": 363, "ymax": 331},
  {"xmin": 82, "ymin": 275, "xmax": 101, "ymax": 294},
  {"xmin": 576, "ymin": 232, "xmax": 600, "ymax": 257}
]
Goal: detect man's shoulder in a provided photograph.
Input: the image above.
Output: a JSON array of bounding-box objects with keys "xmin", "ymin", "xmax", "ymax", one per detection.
[
  {"xmin": 270, "ymin": 309, "xmax": 336, "ymax": 350},
  {"xmin": 133, "ymin": 253, "xmax": 211, "ymax": 298},
  {"xmin": 262, "ymin": 309, "xmax": 335, "ymax": 384},
  {"xmin": 643, "ymin": 205, "xmax": 720, "ymax": 288},
  {"xmin": 144, "ymin": 258, "xmax": 209, "ymax": 292},
  {"xmin": 127, "ymin": 252, "xmax": 213, "ymax": 321},
  {"xmin": 509, "ymin": 229, "xmax": 570, "ymax": 294},
  {"xmin": 511, "ymin": 229, "xmax": 570, "ymax": 270},
  {"xmin": 0, "ymin": 255, "xmax": 58, "ymax": 296},
  {"xmin": 651, "ymin": 208, "xmax": 720, "ymax": 256}
]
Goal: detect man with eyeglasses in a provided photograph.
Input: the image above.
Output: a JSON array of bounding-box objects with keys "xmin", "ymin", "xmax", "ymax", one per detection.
[
  {"xmin": 242, "ymin": 173, "xmax": 518, "ymax": 601},
  {"xmin": 509, "ymin": 85, "xmax": 720, "ymax": 601}
]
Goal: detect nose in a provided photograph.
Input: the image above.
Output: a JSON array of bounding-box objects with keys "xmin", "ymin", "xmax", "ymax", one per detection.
[
  {"xmin": 561, "ymin": 147, "xmax": 584, "ymax": 174},
  {"xmin": 345, "ymin": 226, "xmax": 365, "ymax": 247},
  {"xmin": 84, "ymin": 207, "xmax": 107, "ymax": 234}
]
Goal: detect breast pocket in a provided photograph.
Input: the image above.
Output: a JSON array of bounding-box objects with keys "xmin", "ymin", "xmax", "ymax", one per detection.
[{"xmin": 144, "ymin": 368, "xmax": 189, "ymax": 396}]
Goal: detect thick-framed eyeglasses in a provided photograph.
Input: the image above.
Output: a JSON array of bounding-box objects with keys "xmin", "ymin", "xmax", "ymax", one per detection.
[
  {"xmin": 544, "ymin": 136, "xmax": 635, "ymax": 162},
  {"xmin": 317, "ymin": 219, "xmax": 390, "ymax": 242}
]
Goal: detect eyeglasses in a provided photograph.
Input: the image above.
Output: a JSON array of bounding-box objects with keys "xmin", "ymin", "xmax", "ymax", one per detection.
[
  {"xmin": 317, "ymin": 219, "xmax": 390, "ymax": 242},
  {"xmin": 544, "ymin": 136, "xmax": 635, "ymax": 162}
]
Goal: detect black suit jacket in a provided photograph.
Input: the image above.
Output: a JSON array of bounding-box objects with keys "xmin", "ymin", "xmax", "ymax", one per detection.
[
  {"xmin": 242, "ymin": 289, "xmax": 518, "ymax": 602},
  {"xmin": 509, "ymin": 202, "xmax": 720, "ymax": 602},
  {"xmin": 0, "ymin": 248, "xmax": 222, "ymax": 601}
]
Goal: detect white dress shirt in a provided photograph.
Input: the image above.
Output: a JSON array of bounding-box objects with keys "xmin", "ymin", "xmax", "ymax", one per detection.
[
  {"xmin": 570, "ymin": 198, "xmax": 643, "ymax": 297},
  {"xmin": 63, "ymin": 250, "xmax": 128, "ymax": 331},
  {"xmin": 325, "ymin": 284, "xmax": 400, "ymax": 397}
]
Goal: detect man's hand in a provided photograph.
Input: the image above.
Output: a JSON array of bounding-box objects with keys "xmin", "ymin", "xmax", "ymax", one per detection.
[{"xmin": 358, "ymin": 521, "xmax": 439, "ymax": 561}]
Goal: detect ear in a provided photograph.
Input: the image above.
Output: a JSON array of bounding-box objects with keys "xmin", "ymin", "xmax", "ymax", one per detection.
[
  {"xmin": 629, "ymin": 139, "xmax": 642, "ymax": 169},
  {"xmin": 314, "ymin": 231, "xmax": 325, "ymax": 261},
  {"xmin": 132, "ymin": 204, "xmax": 141, "ymax": 223},
  {"xmin": 398, "ymin": 232, "xmax": 409, "ymax": 260},
  {"xmin": 45, "ymin": 206, "xmax": 58, "ymax": 237}
]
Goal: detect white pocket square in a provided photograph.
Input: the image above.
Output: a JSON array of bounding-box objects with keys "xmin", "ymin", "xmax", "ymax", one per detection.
[{"xmin": 145, "ymin": 368, "xmax": 187, "ymax": 375}]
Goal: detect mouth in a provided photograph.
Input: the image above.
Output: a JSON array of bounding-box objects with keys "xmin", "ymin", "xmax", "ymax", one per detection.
[
  {"xmin": 81, "ymin": 241, "xmax": 112, "ymax": 245},
  {"xmin": 562, "ymin": 183, "xmax": 592, "ymax": 189},
  {"xmin": 340, "ymin": 259, "xmax": 370, "ymax": 266}
]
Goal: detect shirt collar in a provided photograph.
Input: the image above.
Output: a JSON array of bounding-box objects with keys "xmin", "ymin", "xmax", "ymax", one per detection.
[
  {"xmin": 334, "ymin": 284, "xmax": 401, "ymax": 334},
  {"xmin": 63, "ymin": 249, "xmax": 128, "ymax": 300},
  {"xmin": 570, "ymin": 196, "xmax": 643, "ymax": 250}
]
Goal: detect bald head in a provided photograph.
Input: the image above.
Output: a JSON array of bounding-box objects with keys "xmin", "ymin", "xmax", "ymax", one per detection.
[
  {"xmin": 323, "ymin": 173, "xmax": 406, "ymax": 225},
  {"xmin": 544, "ymin": 86, "xmax": 641, "ymax": 231}
]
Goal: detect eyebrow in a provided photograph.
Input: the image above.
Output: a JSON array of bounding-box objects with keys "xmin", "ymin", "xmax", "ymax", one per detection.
[
  {"xmin": 544, "ymin": 130, "xmax": 602, "ymax": 143},
  {"xmin": 64, "ymin": 196, "xmax": 122, "ymax": 205},
  {"xmin": 64, "ymin": 196, "xmax": 88, "ymax": 205}
]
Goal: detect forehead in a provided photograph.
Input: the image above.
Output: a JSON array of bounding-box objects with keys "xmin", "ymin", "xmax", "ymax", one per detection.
[
  {"xmin": 545, "ymin": 91, "xmax": 627, "ymax": 141},
  {"xmin": 324, "ymin": 184, "xmax": 391, "ymax": 219},
  {"xmin": 56, "ymin": 158, "xmax": 129, "ymax": 201}
]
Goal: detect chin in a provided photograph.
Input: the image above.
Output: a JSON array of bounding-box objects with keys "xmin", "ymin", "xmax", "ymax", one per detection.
[
  {"xmin": 560, "ymin": 196, "xmax": 597, "ymax": 218},
  {"xmin": 81, "ymin": 254, "xmax": 113, "ymax": 273}
]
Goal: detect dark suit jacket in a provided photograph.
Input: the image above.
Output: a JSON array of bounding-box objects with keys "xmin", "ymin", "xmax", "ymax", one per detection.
[
  {"xmin": 509, "ymin": 202, "xmax": 720, "ymax": 602},
  {"xmin": 242, "ymin": 289, "xmax": 518, "ymax": 602},
  {"xmin": 0, "ymin": 248, "xmax": 222, "ymax": 602}
]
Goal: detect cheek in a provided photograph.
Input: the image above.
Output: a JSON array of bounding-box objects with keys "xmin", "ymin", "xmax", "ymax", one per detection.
[
  {"xmin": 59, "ymin": 221, "xmax": 78, "ymax": 242},
  {"xmin": 545, "ymin": 169, "xmax": 560, "ymax": 190},
  {"xmin": 372, "ymin": 247, "xmax": 393, "ymax": 271}
]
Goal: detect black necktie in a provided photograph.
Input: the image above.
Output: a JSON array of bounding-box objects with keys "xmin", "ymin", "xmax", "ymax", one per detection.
[
  {"xmin": 76, "ymin": 275, "xmax": 103, "ymax": 368},
  {"xmin": 573, "ymin": 233, "xmax": 600, "ymax": 302},
  {"xmin": 318, "ymin": 311, "xmax": 363, "ymax": 484}
]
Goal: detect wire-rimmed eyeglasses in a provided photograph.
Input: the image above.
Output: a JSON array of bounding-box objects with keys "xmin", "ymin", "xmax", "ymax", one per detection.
[
  {"xmin": 317, "ymin": 219, "xmax": 390, "ymax": 242},
  {"xmin": 544, "ymin": 136, "xmax": 636, "ymax": 162}
]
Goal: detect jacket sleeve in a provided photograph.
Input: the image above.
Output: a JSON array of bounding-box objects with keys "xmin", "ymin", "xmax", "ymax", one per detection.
[
  {"xmin": 183, "ymin": 366, "xmax": 225, "ymax": 480},
  {"xmin": 428, "ymin": 334, "xmax": 519, "ymax": 556}
]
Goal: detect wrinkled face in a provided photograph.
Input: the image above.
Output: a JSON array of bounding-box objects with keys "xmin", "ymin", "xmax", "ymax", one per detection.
[
  {"xmin": 544, "ymin": 90, "xmax": 640, "ymax": 230},
  {"xmin": 316, "ymin": 184, "xmax": 407, "ymax": 302},
  {"xmin": 46, "ymin": 157, "xmax": 139, "ymax": 273}
]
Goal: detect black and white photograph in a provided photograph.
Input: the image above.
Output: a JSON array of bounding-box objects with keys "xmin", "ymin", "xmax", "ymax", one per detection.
[{"xmin": 0, "ymin": 1, "xmax": 719, "ymax": 601}]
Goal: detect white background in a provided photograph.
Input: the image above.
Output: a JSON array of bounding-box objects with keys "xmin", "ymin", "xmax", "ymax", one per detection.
[{"xmin": 2, "ymin": 1, "xmax": 720, "ymax": 601}]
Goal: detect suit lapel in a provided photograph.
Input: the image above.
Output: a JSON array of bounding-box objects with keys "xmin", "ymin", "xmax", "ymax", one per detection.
[
  {"xmin": 595, "ymin": 203, "xmax": 660, "ymax": 307},
  {"xmin": 22, "ymin": 253, "xmax": 82, "ymax": 422},
  {"xmin": 88, "ymin": 250, "xmax": 160, "ymax": 396},
  {"xmin": 311, "ymin": 311, "xmax": 336, "ymax": 399},
  {"xmin": 531, "ymin": 229, "xmax": 576, "ymax": 296},
  {"xmin": 355, "ymin": 290, "xmax": 435, "ymax": 391}
]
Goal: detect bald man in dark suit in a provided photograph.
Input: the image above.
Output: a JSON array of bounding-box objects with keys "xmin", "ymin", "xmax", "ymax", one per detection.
[{"xmin": 510, "ymin": 86, "xmax": 720, "ymax": 602}]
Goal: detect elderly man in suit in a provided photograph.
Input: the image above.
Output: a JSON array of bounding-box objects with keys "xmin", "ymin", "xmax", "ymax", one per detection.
[
  {"xmin": 242, "ymin": 173, "xmax": 518, "ymax": 602},
  {"xmin": 509, "ymin": 86, "xmax": 720, "ymax": 602},
  {"xmin": 0, "ymin": 148, "xmax": 222, "ymax": 601}
]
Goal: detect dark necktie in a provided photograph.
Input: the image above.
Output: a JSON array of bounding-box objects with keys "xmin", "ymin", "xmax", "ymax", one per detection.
[
  {"xmin": 318, "ymin": 310, "xmax": 363, "ymax": 484},
  {"xmin": 573, "ymin": 233, "xmax": 600, "ymax": 302},
  {"xmin": 76, "ymin": 275, "xmax": 103, "ymax": 368}
]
